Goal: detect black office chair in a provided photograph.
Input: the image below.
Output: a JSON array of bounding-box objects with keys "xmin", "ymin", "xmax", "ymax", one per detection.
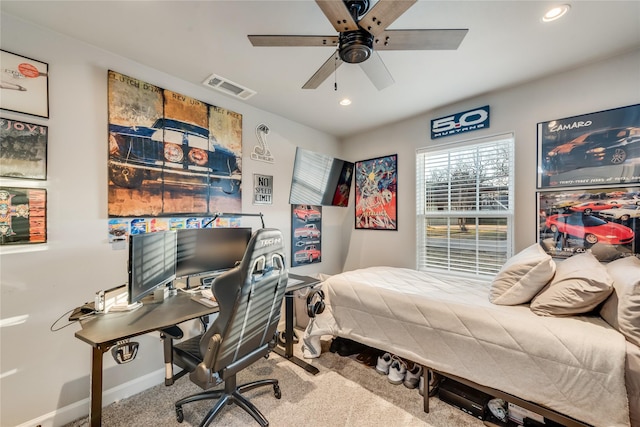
[{"xmin": 171, "ymin": 228, "xmax": 288, "ymax": 427}]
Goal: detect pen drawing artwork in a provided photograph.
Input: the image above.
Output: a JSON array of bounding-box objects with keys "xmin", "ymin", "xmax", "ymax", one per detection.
[{"xmin": 0, "ymin": 50, "xmax": 49, "ymax": 118}]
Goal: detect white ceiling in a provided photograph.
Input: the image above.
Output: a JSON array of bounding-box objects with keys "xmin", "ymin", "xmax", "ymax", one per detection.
[{"xmin": 2, "ymin": 1, "xmax": 639, "ymax": 139}]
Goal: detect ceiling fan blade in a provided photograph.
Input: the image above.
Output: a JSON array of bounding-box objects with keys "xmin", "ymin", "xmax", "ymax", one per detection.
[
  {"xmin": 359, "ymin": 0, "xmax": 416, "ymax": 36},
  {"xmin": 316, "ymin": 0, "xmax": 359, "ymax": 33},
  {"xmin": 373, "ymin": 29, "xmax": 468, "ymax": 50},
  {"xmin": 359, "ymin": 51, "xmax": 394, "ymax": 91},
  {"xmin": 303, "ymin": 52, "xmax": 344, "ymax": 89},
  {"xmin": 248, "ymin": 35, "xmax": 339, "ymax": 47}
]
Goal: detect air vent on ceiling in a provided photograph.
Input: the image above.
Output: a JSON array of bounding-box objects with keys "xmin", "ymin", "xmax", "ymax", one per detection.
[{"xmin": 202, "ymin": 73, "xmax": 256, "ymax": 100}]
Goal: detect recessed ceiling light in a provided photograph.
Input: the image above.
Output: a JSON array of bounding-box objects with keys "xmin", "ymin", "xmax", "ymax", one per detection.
[
  {"xmin": 543, "ymin": 4, "xmax": 570, "ymax": 22},
  {"xmin": 339, "ymin": 98, "xmax": 352, "ymax": 106}
]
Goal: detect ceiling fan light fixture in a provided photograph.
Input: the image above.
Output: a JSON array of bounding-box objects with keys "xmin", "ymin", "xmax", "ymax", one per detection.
[
  {"xmin": 339, "ymin": 30, "xmax": 373, "ymax": 63},
  {"xmin": 542, "ymin": 4, "xmax": 570, "ymax": 22}
]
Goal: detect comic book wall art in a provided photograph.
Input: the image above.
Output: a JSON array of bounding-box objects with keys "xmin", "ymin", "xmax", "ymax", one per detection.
[
  {"xmin": 0, "ymin": 187, "xmax": 46, "ymax": 245},
  {"xmin": 107, "ymin": 71, "xmax": 242, "ymax": 217},
  {"xmin": 537, "ymin": 104, "xmax": 640, "ymax": 189},
  {"xmin": 355, "ymin": 154, "xmax": 397, "ymax": 230},
  {"xmin": 0, "ymin": 117, "xmax": 47, "ymax": 180}
]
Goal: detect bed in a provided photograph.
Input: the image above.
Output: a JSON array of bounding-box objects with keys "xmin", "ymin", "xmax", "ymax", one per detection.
[{"xmin": 305, "ymin": 252, "xmax": 640, "ymax": 427}]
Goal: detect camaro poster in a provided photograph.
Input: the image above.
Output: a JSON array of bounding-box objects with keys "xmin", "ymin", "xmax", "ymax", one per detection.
[
  {"xmin": 537, "ymin": 186, "xmax": 639, "ymax": 261},
  {"xmin": 107, "ymin": 70, "xmax": 242, "ymax": 217},
  {"xmin": 537, "ymin": 104, "xmax": 640, "ymax": 189}
]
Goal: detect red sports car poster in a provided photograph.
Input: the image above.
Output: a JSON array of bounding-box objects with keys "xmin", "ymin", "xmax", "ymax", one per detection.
[
  {"xmin": 291, "ymin": 204, "xmax": 322, "ymax": 267},
  {"xmin": 537, "ymin": 186, "xmax": 639, "ymax": 260}
]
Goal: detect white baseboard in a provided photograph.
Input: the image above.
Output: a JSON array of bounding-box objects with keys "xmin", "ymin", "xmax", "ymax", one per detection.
[{"xmin": 17, "ymin": 368, "xmax": 165, "ymax": 427}]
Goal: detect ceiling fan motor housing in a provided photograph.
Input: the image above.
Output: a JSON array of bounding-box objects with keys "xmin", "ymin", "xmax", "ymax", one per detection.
[{"xmin": 339, "ymin": 30, "xmax": 373, "ymax": 63}]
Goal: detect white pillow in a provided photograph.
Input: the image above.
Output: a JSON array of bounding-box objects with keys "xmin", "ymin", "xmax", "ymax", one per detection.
[
  {"xmin": 489, "ymin": 243, "xmax": 556, "ymax": 305},
  {"xmin": 530, "ymin": 252, "xmax": 613, "ymax": 316},
  {"xmin": 600, "ymin": 256, "xmax": 640, "ymax": 347}
]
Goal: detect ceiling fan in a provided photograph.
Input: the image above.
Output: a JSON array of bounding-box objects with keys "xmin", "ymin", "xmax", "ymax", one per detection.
[{"xmin": 248, "ymin": 0, "xmax": 468, "ymax": 91}]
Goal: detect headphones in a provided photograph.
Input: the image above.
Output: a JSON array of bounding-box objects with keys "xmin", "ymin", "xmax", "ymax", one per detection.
[{"xmin": 306, "ymin": 288, "xmax": 325, "ymax": 318}]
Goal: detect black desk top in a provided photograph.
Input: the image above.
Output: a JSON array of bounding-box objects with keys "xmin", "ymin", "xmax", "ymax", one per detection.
[
  {"xmin": 75, "ymin": 291, "xmax": 215, "ymax": 348},
  {"xmin": 75, "ymin": 274, "xmax": 319, "ymax": 348}
]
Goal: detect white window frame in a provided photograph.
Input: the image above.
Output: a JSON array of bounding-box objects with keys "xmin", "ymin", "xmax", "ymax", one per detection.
[{"xmin": 416, "ymin": 133, "xmax": 515, "ymax": 277}]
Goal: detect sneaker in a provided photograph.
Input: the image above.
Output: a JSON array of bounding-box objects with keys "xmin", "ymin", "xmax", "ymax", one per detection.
[
  {"xmin": 387, "ymin": 357, "xmax": 407, "ymax": 385},
  {"xmin": 403, "ymin": 363, "xmax": 422, "ymax": 389},
  {"xmin": 375, "ymin": 352, "xmax": 393, "ymax": 375}
]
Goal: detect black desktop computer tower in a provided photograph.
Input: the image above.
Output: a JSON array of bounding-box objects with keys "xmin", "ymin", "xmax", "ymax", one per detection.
[{"xmin": 437, "ymin": 377, "xmax": 493, "ymax": 420}]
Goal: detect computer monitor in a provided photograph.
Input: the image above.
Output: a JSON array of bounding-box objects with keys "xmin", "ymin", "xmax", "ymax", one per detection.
[
  {"xmin": 175, "ymin": 227, "xmax": 252, "ymax": 279},
  {"xmin": 128, "ymin": 230, "xmax": 177, "ymax": 305}
]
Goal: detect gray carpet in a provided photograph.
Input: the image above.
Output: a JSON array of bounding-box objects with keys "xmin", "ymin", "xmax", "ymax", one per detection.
[{"xmin": 65, "ymin": 340, "xmax": 484, "ymax": 427}]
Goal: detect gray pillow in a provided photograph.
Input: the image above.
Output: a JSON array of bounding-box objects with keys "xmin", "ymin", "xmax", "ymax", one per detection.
[
  {"xmin": 600, "ymin": 256, "xmax": 640, "ymax": 346},
  {"xmin": 489, "ymin": 243, "xmax": 556, "ymax": 305},
  {"xmin": 530, "ymin": 252, "xmax": 613, "ymax": 316}
]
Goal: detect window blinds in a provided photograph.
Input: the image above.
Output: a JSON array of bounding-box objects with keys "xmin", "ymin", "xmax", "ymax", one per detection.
[{"xmin": 416, "ymin": 134, "xmax": 514, "ymax": 276}]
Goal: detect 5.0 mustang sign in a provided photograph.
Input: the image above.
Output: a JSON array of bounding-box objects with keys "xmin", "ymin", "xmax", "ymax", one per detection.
[{"xmin": 431, "ymin": 105, "xmax": 490, "ymax": 139}]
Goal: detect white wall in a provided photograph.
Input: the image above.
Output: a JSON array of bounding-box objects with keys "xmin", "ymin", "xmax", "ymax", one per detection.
[
  {"xmin": 340, "ymin": 48, "xmax": 640, "ymax": 272},
  {"xmin": 0, "ymin": 13, "xmax": 345, "ymax": 427}
]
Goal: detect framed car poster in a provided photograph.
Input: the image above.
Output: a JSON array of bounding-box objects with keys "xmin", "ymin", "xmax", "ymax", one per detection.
[
  {"xmin": 355, "ymin": 154, "xmax": 397, "ymax": 230},
  {"xmin": 0, "ymin": 50, "xmax": 49, "ymax": 119},
  {"xmin": 291, "ymin": 204, "xmax": 322, "ymax": 267},
  {"xmin": 107, "ymin": 70, "xmax": 242, "ymax": 218},
  {"xmin": 537, "ymin": 104, "xmax": 640, "ymax": 189},
  {"xmin": 0, "ymin": 187, "xmax": 47, "ymax": 245},
  {"xmin": 0, "ymin": 117, "xmax": 48, "ymax": 180},
  {"xmin": 537, "ymin": 186, "xmax": 639, "ymax": 261}
]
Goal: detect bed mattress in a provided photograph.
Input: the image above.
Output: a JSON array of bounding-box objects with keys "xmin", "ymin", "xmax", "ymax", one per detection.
[{"xmin": 307, "ymin": 266, "xmax": 630, "ymax": 427}]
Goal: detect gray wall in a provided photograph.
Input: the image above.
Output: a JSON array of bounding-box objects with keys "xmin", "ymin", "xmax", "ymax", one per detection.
[{"xmin": 340, "ymin": 48, "xmax": 640, "ymax": 272}]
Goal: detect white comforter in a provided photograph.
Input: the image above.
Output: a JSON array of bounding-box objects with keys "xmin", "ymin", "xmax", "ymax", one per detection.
[{"xmin": 307, "ymin": 266, "xmax": 630, "ymax": 427}]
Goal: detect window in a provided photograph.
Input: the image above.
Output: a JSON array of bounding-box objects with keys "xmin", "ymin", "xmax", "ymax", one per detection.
[{"xmin": 416, "ymin": 133, "xmax": 514, "ymax": 276}]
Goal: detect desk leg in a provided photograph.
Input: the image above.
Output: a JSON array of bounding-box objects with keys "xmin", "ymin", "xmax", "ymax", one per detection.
[
  {"xmin": 90, "ymin": 345, "xmax": 107, "ymax": 427},
  {"xmin": 273, "ymin": 291, "xmax": 319, "ymax": 375}
]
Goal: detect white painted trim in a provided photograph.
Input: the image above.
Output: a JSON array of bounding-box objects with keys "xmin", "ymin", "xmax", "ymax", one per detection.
[{"xmin": 16, "ymin": 368, "xmax": 165, "ymax": 427}]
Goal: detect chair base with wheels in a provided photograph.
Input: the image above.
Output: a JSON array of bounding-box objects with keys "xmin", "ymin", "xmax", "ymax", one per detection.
[{"xmin": 175, "ymin": 370, "xmax": 281, "ymax": 427}]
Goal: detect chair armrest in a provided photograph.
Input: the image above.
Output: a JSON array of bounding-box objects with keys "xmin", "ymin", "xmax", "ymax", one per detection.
[
  {"xmin": 190, "ymin": 333, "xmax": 222, "ymax": 389},
  {"xmin": 160, "ymin": 325, "xmax": 184, "ymax": 340}
]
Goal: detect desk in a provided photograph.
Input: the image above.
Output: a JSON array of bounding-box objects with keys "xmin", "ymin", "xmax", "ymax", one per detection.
[
  {"xmin": 273, "ymin": 273, "xmax": 320, "ymax": 375},
  {"xmin": 75, "ymin": 291, "xmax": 217, "ymax": 427},
  {"xmin": 75, "ymin": 274, "xmax": 319, "ymax": 426}
]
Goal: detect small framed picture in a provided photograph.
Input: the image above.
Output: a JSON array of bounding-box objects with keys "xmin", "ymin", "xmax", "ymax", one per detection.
[
  {"xmin": 0, "ymin": 50, "xmax": 49, "ymax": 119},
  {"xmin": 354, "ymin": 154, "xmax": 397, "ymax": 230},
  {"xmin": 0, "ymin": 117, "xmax": 48, "ymax": 180},
  {"xmin": 0, "ymin": 186, "xmax": 47, "ymax": 245}
]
